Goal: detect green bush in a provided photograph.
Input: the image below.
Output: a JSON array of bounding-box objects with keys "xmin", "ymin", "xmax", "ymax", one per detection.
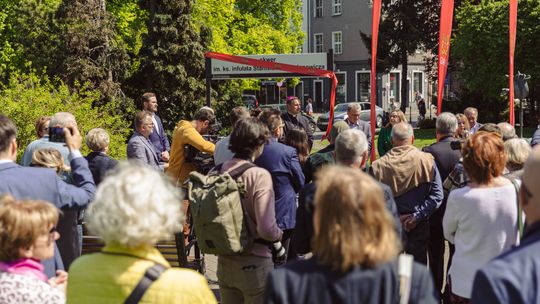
[
  {"xmin": 417, "ymin": 118, "xmax": 436, "ymax": 129},
  {"xmin": 0, "ymin": 73, "xmax": 135, "ymax": 161}
]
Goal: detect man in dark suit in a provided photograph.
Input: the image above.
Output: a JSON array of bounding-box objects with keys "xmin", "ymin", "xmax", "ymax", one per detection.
[
  {"xmin": 423, "ymin": 112, "xmax": 461, "ymax": 296},
  {"xmin": 281, "ymin": 96, "xmax": 313, "ymax": 150},
  {"xmin": 344, "ymin": 102, "xmax": 372, "ymax": 154},
  {"xmin": 142, "ymin": 92, "xmax": 170, "ymax": 162},
  {"xmin": 127, "ymin": 111, "xmax": 162, "ymax": 171},
  {"xmin": 0, "ymin": 114, "xmax": 96, "ymax": 276},
  {"xmin": 85, "ymin": 128, "xmax": 118, "ymax": 185},
  {"xmin": 255, "ymin": 109, "xmax": 305, "ymax": 261}
]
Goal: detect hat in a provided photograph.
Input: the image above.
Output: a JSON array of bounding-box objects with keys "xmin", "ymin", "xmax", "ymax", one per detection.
[
  {"xmin": 329, "ymin": 120, "xmax": 349, "ymax": 143},
  {"xmin": 521, "ymin": 146, "xmax": 540, "ymax": 199}
]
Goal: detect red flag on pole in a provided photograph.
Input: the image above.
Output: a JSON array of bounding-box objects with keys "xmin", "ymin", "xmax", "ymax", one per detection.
[
  {"xmin": 437, "ymin": 0, "xmax": 455, "ymax": 115},
  {"xmin": 370, "ymin": 0, "xmax": 382, "ymax": 162},
  {"xmin": 509, "ymin": 0, "xmax": 517, "ymax": 126}
]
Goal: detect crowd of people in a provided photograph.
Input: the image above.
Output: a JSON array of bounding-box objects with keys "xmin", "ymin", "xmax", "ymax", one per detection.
[{"xmin": 0, "ymin": 94, "xmax": 539, "ymax": 304}]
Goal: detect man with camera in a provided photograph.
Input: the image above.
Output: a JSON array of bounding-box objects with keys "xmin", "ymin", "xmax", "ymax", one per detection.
[
  {"xmin": 0, "ymin": 114, "xmax": 95, "ymax": 276},
  {"xmin": 167, "ymin": 107, "xmax": 216, "ymax": 187}
]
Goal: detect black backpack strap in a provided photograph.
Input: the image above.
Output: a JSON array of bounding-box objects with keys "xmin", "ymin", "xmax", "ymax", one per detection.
[
  {"xmin": 124, "ymin": 263, "xmax": 167, "ymax": 304},
  {"xmin": 228, "ymin": 162, "xmax": 256, "ymax": 180}
]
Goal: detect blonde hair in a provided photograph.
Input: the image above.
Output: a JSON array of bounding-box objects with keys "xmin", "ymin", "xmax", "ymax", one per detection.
[
  {"xmin": 386, "ymin": 110, "xmax": 406, "ymax": 128},
  {"xmin": 312, "ymin": 166, "xmax": 400, "ymax": 272},
  {"xmin": 31, "ymin": 148, "xmax": 70, "ymax": 174},
  {"xmin": 505, "ymin": 138, "xmax": 531, "ymax": 171},
  {"xmin": 85, "ymin": 128, "xmax": 110, "ymax": 152},
  {"xmin": 0, "ymin": 195, "xmax": 59, "ymax": 261}
]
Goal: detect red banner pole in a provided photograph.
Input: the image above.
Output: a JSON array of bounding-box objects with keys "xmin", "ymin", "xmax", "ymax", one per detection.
[
  {"xmin": 509, "ymin": 0, "xmax": 517, "ymax": 126},
  {"xmin": 205, "ymin": 52, "xmax": 337, "ymax": 139},
  {"xmin": 370, "ymin": 0, "xmax": 382, "ymax": 162},
  {"xmin": 437, "ymin": 0, "xmax": 455, "ymax": 115}
]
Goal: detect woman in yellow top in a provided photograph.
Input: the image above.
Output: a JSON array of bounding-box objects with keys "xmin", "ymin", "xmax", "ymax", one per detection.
[
  {"xmin": 67, "ymin": 163, "xmax": 216, "ymax": 304},
  {"xmin": 377, "ymin": 110, "xmax": 406, "ymax": 157}
]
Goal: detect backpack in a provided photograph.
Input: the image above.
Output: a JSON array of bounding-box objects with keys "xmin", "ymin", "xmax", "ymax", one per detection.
[{"xmin": 187, "ymin": 162, "xmax": 255, "ymax": 255}]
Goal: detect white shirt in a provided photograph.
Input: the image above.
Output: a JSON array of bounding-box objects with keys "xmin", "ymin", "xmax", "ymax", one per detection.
[{"xmin": 443, "ymin": 183, "xmax": 519, "ymax": 298}]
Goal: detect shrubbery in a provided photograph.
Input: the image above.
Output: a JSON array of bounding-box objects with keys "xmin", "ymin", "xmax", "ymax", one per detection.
[{"xmin": 0, "ymin": 73, "xmax": 135, "ymax": 161}]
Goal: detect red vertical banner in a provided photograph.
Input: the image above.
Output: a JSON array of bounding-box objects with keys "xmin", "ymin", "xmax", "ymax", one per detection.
[
  {"xmin": 509, "ymin": 0, "xmax": 517, "ymax": 126},
  {"xmin": 370, "ymin": 0, "xmax": 381, "ymax": 162},
  {"xmin": 437, "ymin": 0, "xmax": 455, "ymax": 115}
]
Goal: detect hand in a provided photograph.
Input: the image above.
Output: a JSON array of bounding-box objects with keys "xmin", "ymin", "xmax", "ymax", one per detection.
[
  {"xmin": 49, "ymin": 270, "xmax": 68, "ymax": 293},
  {"xmin": 161, "ymin": 151, "xmax": 170, "ymax": 161},
  {"xmin": 64, "ymin": 123, "xmax": 82, "ymax": 151},
  {"xmin": 399, "ymin": 214, "xmax": 418, "ymax": 232}
]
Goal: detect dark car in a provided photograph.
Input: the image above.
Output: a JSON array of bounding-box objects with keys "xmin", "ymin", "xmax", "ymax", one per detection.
[
  {"xmin": 260, "ymin": 103, "xmax": 317, "ymax": 133},
  {"xmin": 316, "ymin": 102, "xmax": 384, "ymax": 131},
  {"xmin": 242, "ymin": 94, "xmax": 258, "ymax": 109}
]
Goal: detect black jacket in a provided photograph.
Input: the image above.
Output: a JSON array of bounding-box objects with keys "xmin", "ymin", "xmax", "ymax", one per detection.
[
  {"xmin": 281, "ymin": 112, "xmax": 314, "ymax": 150},
  {"xmin": 86, "ymin": 152, "xmax": 118, "ymax": 185},
  {"xmin": 264, "ymin": 258, "xmax": 437, "ymax": 304}
]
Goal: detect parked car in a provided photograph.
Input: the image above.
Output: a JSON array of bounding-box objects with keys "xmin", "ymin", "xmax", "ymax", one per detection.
[
  {"xmin": 242, "ymin": 94, "xmax": 258, "ymax": 109},
  {"xmin": 260, "ymin": 103, "xmax": 317, "ymax": 133},
  {"xmin": 316, "ymin": 102, "xmax": 384, "ymax": 131}
]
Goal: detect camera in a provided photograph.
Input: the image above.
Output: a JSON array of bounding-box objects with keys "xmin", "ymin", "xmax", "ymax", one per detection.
[
  {"xmin": 450, "ymin": 140, "xmax": 464, "ymax": 151},
  {"xmin": 49, "ymin": 127, "xmax": 65, "ymax": 143},
  {"xmin": 270, "ymin": 241, "xmax": 286, "ymax": 263}
]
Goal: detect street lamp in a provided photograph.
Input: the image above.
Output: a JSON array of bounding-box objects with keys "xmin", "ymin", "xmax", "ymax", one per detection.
[{"xmin": 514, "ymin": 72, "xmax": 530, "ymax": 138}]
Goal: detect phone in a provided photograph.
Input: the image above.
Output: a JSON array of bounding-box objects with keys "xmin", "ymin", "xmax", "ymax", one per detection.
[{"xmin": 49, "ymin": 127, "xmax": 66, "ymax": 143}]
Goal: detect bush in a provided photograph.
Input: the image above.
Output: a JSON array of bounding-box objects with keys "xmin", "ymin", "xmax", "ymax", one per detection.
[
  {"xmin": 417, "ymin": 118, "xmax": 436, "ymax": 129},
  {"xmin": 0, "ymin": 73, "xmax": 135, "ymax": 161}
]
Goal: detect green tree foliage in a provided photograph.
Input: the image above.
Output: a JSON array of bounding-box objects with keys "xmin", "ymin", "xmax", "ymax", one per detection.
[
  {"xmin": 130, "ymin": 0, "xmax": 211, "ymax": 131},
  {"xmin": 1, "ymin": 73, "xmax": 135, "ymax": 160},
  {"xmin": 452, "ymin": 0, "xmax": 540, "ymax": 123},
  {"xmin": 361, "ymin": 0, "xmax": 440, "ymax": 112},
  {"xmin": 56, "ymin": 0, "xmax": 130, "ymax": 104}
]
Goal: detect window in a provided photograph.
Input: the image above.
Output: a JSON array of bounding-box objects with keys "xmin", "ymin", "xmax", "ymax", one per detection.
[
  {"xmin": 315, "ymin": 0, "xmax": 323, "ymax": 18},
  {"xmin": 332, "ymin": 31, "xmax": 342, "ymax": 54},
  {"xmin": 356, "ymin": 71, "xmax": 371, "ymax": 103},
  {"xmin": 336, "ymin": 72, "xmax": 346, "ymax": 103},
  {"xmin": 389, "ymin": 72, "xmax": 401, "ymax": 104},
  {"xmin": 413, "ymin": 71, "xmax": 424, "ymax": 96},
  {"xmin": 314, "ymin": 33, "xmax": 324, "ymax": 53},
  {"xmin": 332, "ymin": 0, "xmax": 342, "ymax": 15}
]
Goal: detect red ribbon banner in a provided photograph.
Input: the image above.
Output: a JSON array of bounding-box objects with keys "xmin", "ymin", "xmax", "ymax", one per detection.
[
  {"xmin": 370, "ymin": 0, "xmax": 382, "ymax": 162},
  {"xmin": 437, "ymin": 0, "xmax": 455, "ymax": 115},
  {"xmin": 509, "ymin": 0, "xmax": 517, "ymax": 126},
  {"xmin": 205, "ymin": 52, "xmax": 338, "ymax": 140}
]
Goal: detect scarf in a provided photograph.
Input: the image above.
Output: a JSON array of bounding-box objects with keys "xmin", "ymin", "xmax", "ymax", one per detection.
[
  {"xmin": 0, "ymin": 258, "xmax": 48, "ymax": 282},
  {"xmin": 372, "ymin": 145, "xmax": 435, "ymax": 197}
]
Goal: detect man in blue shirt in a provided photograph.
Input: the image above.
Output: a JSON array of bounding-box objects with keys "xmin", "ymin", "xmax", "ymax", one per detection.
[{"xmin": 471, "ymin": 147, "xmax": 540, "ymax": 304}]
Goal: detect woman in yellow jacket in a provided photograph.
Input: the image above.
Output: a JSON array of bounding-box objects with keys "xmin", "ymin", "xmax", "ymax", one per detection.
[{"xmin": 67, "ymin": 163, "xmax": 216, "ymax": 304}]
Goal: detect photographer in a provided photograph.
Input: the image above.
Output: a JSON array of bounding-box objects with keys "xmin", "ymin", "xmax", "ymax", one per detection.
[{"xmin": 167, "ymin": 108, "xmax": 216, "ymax": 187}]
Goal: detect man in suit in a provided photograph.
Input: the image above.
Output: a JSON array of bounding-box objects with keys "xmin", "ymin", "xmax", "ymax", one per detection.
[
  {"xmin": 255, "ymin": 109, "xmax": 305, "ymax": 262},
  {"xmin": 0, "ymin": 114, "xmax": 96, "ymax": 276},
  {"xmin": 465, "ymin": 107, "xmax": 482, "ymax": 134},
  {"xmin": 423, "ymin": 112, "xmax": 462, "ymax": 296},
  {"xmin": 281, "ymin": 96, "xmax": 313, "ymax": 151},
  {"xmin": 142, "ymin": 92, "xmax": 170, "ymax": 162},
  {"xmin": 127, "ymin": 111, "xmax": 162, "ymax": 171},
  {"xmin": 344, "ymin": 102, "xmax": 372, "ymax": 154}
]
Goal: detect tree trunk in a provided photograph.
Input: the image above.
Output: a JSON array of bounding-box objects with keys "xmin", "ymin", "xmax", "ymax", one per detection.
[{"xmin": 400, "ymin": 51, "xmax": 408, "ymax": 115}]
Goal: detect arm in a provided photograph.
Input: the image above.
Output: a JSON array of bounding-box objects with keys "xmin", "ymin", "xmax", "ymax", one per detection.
[
  {"xmin": 470, "ymin": 269, "xmax": 506, "ymax": 304},
  {"xmin": 57, "ymin": 155, "xmax": 96, "ymax": 209},
  {"xmin": 442, "ymin": 192, "xmax": 459, "ymax": 244},
  {"xmin": 252, "ymin": 171, "xmax": 283, "ymax": 241},
  {"xmin": 377, "ymin": 128, "xmax": 386, "ymax": 157},
  {"xmin": 127, "ymin": 139, "xmax": 150, "ymax": 164},
  {"xmin": 531, "ymin": 128, "xmax": 540, "ymax": 147},
  {"xmin": 412, "ymin": 165, "xmax": 443, "ymax": 221},
  {"xmin": 303, "ymin": 117, "xmax": 314, "ymax": 151},
  {"xmin": 289, "ymin": 150, "xmax": 305, "ymax": 193},
  {"xmin": 184, "ymin": 127, "xmax": 215, "ymax": 154},
  {"xmin": 365, "ymin": 123, "xmax": 372, "ymax": 155},
  {"xmin": 158, "ymin": 117, "xmax": 171, "ymax": 152},
  {"xmin": 381, "ymin": 184, "xmax": 402, "ymax": 239}
]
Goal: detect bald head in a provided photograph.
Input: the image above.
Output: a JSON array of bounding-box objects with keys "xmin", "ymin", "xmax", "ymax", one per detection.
[
  {"xmin": 521, "ymin": 147, "xmax": 540, "ymax": 225},
  {"xmin": 391, "ymin": 123, "xmax": 414, "ymax": 147},
  {"xmin": 497, "ymin": 122, "xmax": 516, "ymax": 141}
]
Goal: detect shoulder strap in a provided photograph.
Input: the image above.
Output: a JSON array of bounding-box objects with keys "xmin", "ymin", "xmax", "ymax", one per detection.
[
  {"xmin": 398, "ymin": 253, "xmax": 413, "ymax": 304},
  {"xmin": 124, "ymin": 263, "xmax": 167, "ymax": 304},
  {"xmin": 505, "ymin": 176, "xmax": 524, "ymax": 239},
  {"xmin": 228, "ymin": 162, "xmax": 256, "ymax": 180}
]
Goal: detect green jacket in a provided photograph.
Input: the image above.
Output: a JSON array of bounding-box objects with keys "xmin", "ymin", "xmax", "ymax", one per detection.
[
  {"xmin": 377, "ymin": 126, "xmax": 393, "ymax": 157},
  {"xmin": 67, "ymin": 243, "xmax": 217, "ymax": 304}
]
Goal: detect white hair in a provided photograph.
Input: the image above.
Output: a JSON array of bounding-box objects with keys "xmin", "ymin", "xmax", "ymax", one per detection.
[
  {"xmin": 436, "ymin": 112, "xmax": 458, "ymax": 136},
  {"xmin": 86, "ymin": 162, "xmax": 185, "ymax": 248},
  {"xmin": 391, "ymin": 122, "xmax": 414, "ymax": 142},
  {"xmin": 347, "ymin": 103, "xmax": 361, "ymax": 112},
  {"xmin": 505, "ymin": 138, "xmax": 531, "ymax": 170},
  {"xmin": 335, "ymin": 129, "xmax": 368, "ymax": 165},
  {"xmin": 50, "ymin": 112, "xmax": 76, "ymax": 128}
]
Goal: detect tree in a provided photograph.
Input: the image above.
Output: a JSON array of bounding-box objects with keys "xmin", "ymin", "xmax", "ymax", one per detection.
[
  {"xmin": 361, "ymin": 0, "xmax": 440, "ymax": 113},
  {"xmin": 129, "ymin": 0, "xmax": 211, "ymax": 131},
  {"xmin": 452, "ymin": 0, "xmax": 540, "ymax": 123},
  {"xmin": 56, "ymin": 0, "xmax": 130, "ymax": 104}
]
